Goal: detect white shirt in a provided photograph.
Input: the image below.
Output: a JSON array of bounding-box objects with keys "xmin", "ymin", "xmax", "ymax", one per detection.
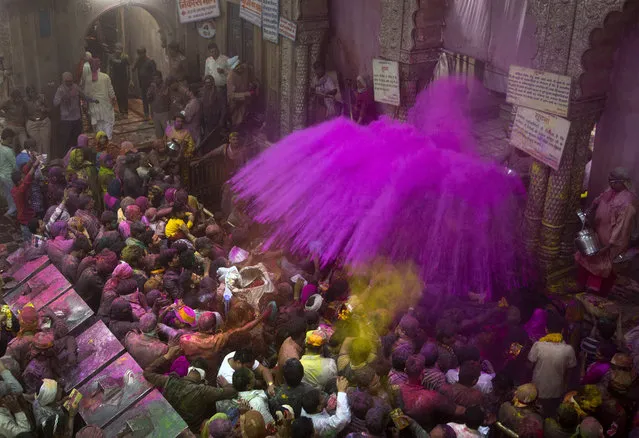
[
  {"xmin": 446, "ymin": 368, "xmax": 496, "ymax": 394},
  {"xmin": 528, "ymin": 340, "xmax": 577, "ymax": 398},
  {"xmin": 217, "ymin": 351, "xmax": 259, "ymax": 384},
  {"xmin": 301, "ymin": 392, "xmax": 351, "ymax": 437},
  {"xmin": 205, "ymin": 55, "xmax": 229, "ymax": 87},
  {"xmin": 447, "ymin": 422, "xmax": 488, "ymax": 437}
]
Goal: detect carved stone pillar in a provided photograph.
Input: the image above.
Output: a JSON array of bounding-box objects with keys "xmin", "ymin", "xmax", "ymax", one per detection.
[
  {"xmin": 536, "ymin": 98, "xmax": 604, "ymax": 273},
  {"xmin": 525, "ymin": 161, "xmax": 551, "ymax": 253},
  {"xmin": 279, "ymin": 0, "xmax": 329, "ymax": 136},
  {"xmin": 379, "ymin": 0, "xmax": 446, "ymax": 120},
  {"xmin": 557, "ymin": 98, "xmax": 605, "ymax": 263}
]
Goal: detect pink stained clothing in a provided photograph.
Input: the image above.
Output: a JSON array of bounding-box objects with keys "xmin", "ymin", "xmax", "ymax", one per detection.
[
  {"xmin": 120, "ymin": 291, "xmax": 147, "ymax": 319},
  {"xmin": 300, "ymin": 284, "xmax": 318, "ymax": 306},
  {"xmin": 124, "ymin": 331, "xmax": 168, "ymax": 369},
  {"xmin": 46, "ymin": 236, "xmax": 74, "ymax": 266},
  {"xmin": 576, "ymin": 188, "xmax": 637, "ymax": 278},
  {"xmin": 524, "ymin": 309, "xmax": 547, "ymax": 342}
]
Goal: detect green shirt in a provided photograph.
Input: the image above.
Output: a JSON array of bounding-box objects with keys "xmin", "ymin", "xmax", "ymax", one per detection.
[{"xmin": 0, "ymin": 144, "xmax": 15, "ymax": 180}]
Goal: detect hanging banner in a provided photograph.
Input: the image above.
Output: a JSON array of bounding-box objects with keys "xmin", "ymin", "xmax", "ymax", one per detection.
[
  {"xmin": 177, "ymin": 0, "xmax": 220, "ymax": 23},
  {"xmin": 240, "ymin": 0, "xmax": 262, "ymax": 27},
  {"xmin": 506, "ymin": 65, "xmax": 572, "ymax": 117},
  {"xmin": 279, "ymin": 16, "xmax": 297, "ymax": 41},
  {"xmin": 262, "ymin": 0, "xmax": 279, "ymax": 43},
  {"xmin": 510, "ymin": 106, "xmax": 571, "ymax": 171},
  {"xmin": 373, "ymin": 59, "xmax": 400, "ymax": 106}
]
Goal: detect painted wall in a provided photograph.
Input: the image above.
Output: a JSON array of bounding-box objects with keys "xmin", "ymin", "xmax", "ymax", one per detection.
[
  {"xmin": 589, "ymin": 27, "xmax": 639, "ymax": 198},
  {"xmin": 328, "ymin": 0, "xmax": 381, "ymax": 83},
  {"xmin": 443, "ymin": 0, "xmax": 537, "ymax": 92}
]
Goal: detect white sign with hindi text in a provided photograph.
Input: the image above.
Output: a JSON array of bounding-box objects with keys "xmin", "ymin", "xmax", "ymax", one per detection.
[
  {"xmin": 240, "ymin": 0, "xmax": 262, "ymax": 27},
  {"xmin": 506, "ymin": 65, "xmax": 572, "ymax": 117},
  {"xmin": 373, "ymin": 59, "xmax": 400, "ymax": 106},
  {"xmin": 262, "ymin": 0, "xmax": 279, "ymax": 43},
  {"xmin": 177, "ymin": 0, "xmax": 220, "ymax": 23},
  {"xmin": 510, "ymin": 106, "xmax": 571, "ymax": 171},
  {"xmin": 279, "ymin": 16, "xmax": 297, "ymax": 41}
]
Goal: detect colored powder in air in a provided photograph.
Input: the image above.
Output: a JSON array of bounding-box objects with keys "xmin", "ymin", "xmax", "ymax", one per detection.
[{"xmin": 231, "ymin": 77, "xmax": 530, "ymax": 298}]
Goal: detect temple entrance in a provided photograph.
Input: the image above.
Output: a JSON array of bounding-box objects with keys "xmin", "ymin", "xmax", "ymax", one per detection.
[{"xmin": 84, "ymin": 5, "xmax": 169, "ymax": 145}]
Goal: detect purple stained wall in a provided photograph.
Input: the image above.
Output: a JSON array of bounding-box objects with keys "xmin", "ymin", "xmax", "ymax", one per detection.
[
  {"xmin": 589, "ymin": 27, "xmax": 639, "ymax": 199},
  {"xmin": 443, "ymin": 0, "xmax": 537, "ymax": 92},
  {"xmin": 328, "ymin": 0, "xmax": 381, "ymax": 84}
]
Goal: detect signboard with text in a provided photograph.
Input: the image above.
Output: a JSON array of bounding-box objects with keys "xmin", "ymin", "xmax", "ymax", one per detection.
[
  {"xmin": 373, "ymin": 59, "xmax": 400, "ymax": 106},
  {"xmin": 262, "ymin": 0, "xmax": 279, "ymax": 43},
  {"xmin": 279, "ymin": 16, "xmax": 297, "ymax": 41},
  {"xmin": 177, "ymin": 0, "xmax": 220, "ymax": 23},
  {"xmin": 240, "ymin": 0, "xmax": 262, "ymax": 27},
  {"xmin": 510, "ymin": 106, "xmax": 571, "ymax": 171},
  {"xmin": 506, "ymin": 65, "xmax": 572, "ymax": 117}
]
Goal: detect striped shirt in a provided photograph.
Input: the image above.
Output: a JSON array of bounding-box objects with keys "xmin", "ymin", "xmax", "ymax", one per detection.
[
  {"xmin": 421, "ymin": 367, "xmax": 447, "ymax": 391},
  {"xmin": 580, "ymin": 336, "xmax": 600, "ymax": 369}
]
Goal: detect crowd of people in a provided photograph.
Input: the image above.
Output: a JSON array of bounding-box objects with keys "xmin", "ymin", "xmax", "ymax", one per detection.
[
  {"xmin": 0, "ymin": 120, "xmax": 636, "ymax": 437},
  {"xmin": 0, "ymin": 39, "xmax": 637, "ymax": 438}
]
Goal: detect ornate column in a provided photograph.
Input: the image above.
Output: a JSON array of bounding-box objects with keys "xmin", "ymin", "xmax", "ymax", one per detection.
[
  {"xmin": 279, "ymin": 0, "xmax": 329, "ymax": 135},
  {"xmin": 557, "ymin": 98, "xmax": 605, "ymax": 263},
  {"xmin": 379, "ymin": 0, "xmax": 446, "ymax": 120}
]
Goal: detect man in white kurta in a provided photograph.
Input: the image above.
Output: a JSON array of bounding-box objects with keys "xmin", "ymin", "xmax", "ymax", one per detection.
[{"xmin": 85, "ymin": 64, "xmax": 116, "ymax": 138}]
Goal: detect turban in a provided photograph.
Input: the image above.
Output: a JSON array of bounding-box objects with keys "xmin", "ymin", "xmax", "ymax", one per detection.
[
  {"xmin": 96, "ymin": 131, "xmax": 108, "ymax": 142},
  {"xmin": 50, "ymin": 221, "xmax": 68, "ymax": 238},
  {"xmin": 135, "ymin": 196, "xmax": 149, "ymax": 212},
  {"xmin": 77, "ymin": 134, "xmax": 89, "ymax": 148},
  {"xmin": 115, "ymin": 278, "xmax": 138, "ymax": 296},
  {"xmin": 121, "ymin": 245, "xmax": 145, "ymax": 266},
  {"xmin": 165, "ymin": 188, "xmax": 177, "ymax": 204},
  {"xmin": 33, "ymin": 331, "xmax": 55, "ymax": 350},
  {"xmin": 305, "ymin": 329, "xmax": 327, "ymax": 347},
  {"xmin": 304, "ymin": 294, "xmax": 323, "ymax": 313},
  {"xmin": 144, "ymin": 277, "xmax": 161, "ymax": 294},
  {"xmin": 399, "ymin": 314, "xmax": 420, "ymax": 337},
  {"xmin": 208, "ymin": 413, "xmax": 233, "ymax": 438},
  {"xmin": 112, "ymin": 262, "xmax": 133, "ymax": 280},
  {"xmin": 19, "ymin": 305, "xmax": 39, "ymax": 332},
  {"xmin": 176, "ymin": 305, "xmax": 196, "ymax": 327},
  {"xmin": 239, "ymin": 410, "xmax": 266, "ymax": 438},
  {"xmin": 169, "ymin": 355, "xmax": 189, "ymax": 377},
  {"xmin": 96, "ymin": 249, "xmax": 118, "ymax": 276},
  {"xmin": 125, "ymin": 205, "xmax": 142, "ymax": 222},
  {"xmin": 197, "ymin": 311, "xmax": 220, "ymax": 333},
  {"xmin": 110, "ymin": 297, "xmax": 133, "ymax": 321},
  {"xmin": 139, "ymin": 313, "xmax": 157, "ymax": 333},
  {"xmin": 37, "ymin": 379, "xmax": 58, "ymax": 406},
  {"xmin": 300, "ymin": 284, "xmax": 317, "ymax": 305},
  {"xmin": 145, "ymin": 290, "xmax": 163, "ymax": 308},
  {"xmin": 514, "ymin": 383, "xmax": 538, "ymax": 407}
]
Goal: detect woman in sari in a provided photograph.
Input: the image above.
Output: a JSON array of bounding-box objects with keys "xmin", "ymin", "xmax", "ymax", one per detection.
[
  {"xmin": 95, "ymin": 130, "xmax": 120, "ymax": 158},
  {"xmin": 576, "ymin": 167, "xmax": 638, "ymax": 296},
  {"xmin": 165, "ymin": 112, "xmax": 195, "ymax": 187},
  {"xmin": 98, "ymin": 153, "xmax": 115, "ymax": 196},
  {"xmin": 66, "ymin": 148, "xmax": 101, "ymax": 209}
]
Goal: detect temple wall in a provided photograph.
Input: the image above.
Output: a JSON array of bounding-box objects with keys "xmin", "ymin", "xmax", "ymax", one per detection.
[
  {"xmin": 328, "ymin": 0, "xmax": 381, "ymax": 82},
  {"xmin": 590, "ymin": 27, "xmax": 639, "ymax": 199}
]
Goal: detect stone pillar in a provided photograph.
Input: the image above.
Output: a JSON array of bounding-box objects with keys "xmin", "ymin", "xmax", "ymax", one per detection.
[
  {"xmin": 279, "ymin": 0, "xmax": 329, "ymax": 136},
  {"xmin": 557, "ymin": 98, "xmax": 605, "ymax": 263},
  {"xmin": 533, "ymin": 98, "xmax": 604, "ymax": 273},
  {"xmin": 379, "ymin": 0, "xmax": 446, "ymax": 120}
]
